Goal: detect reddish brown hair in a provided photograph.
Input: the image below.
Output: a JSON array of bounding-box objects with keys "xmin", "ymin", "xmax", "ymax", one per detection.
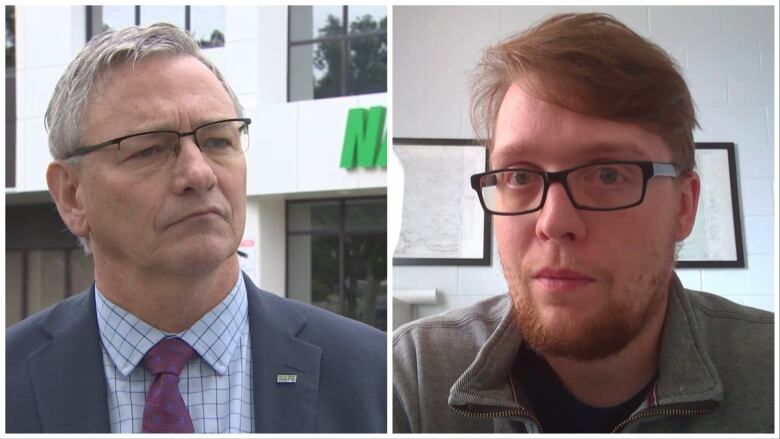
[{"xmin": 471, "ymin": 13, "xmax": 698, "ymax": 172}]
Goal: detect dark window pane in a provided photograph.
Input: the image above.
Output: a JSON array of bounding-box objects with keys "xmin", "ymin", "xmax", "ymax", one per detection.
[
  {"xmin": 348, "ymin": 6, "xmax": 386, "ymax": 35},
  {"xmin": 26, "ymin": 250, "xmax": 66, "ymax": 316},
  {"xmin": 6, "ymin": 5, "xmax": 15, "ymax": 188},
  {"xmin": 288, "ymin": 235, "xmax": 341, "ymax": 315},
  {"xmin": 102, "ymin": 5, "xmax": 135, "ymax": 32},
  {"xmin": 288, "ymin": 200, "xmax": 340, "ymax": 232},
  {"xmin": 289, "ymin": 44, "xmax": 316, "ymax": 101},
  {"xmin": 69, "ymin": 250, "xmax": 95, "ymax": 294},
  {"xmin": 5, "ymin": 5, "xmax": 15, "ymax": 67},
  {"xmin": 348, "ymin": 34, "xmax": 386, "ymax": 95},
  {"xmin": 289, "ymin": 42, "xmax": 343, "ymax": 101},
  {"xmin": 289, "ymin": 6, "xmax": 342, "ymax": 42},
  {"xmin": 191, "ymin": 6, "xmax": 225, "ymax": 48},
  {"xmin": 140, "ymin": 5, "xmax": 185, "ymax": 28},
  {"xmin": 6, "ymin": 250, "xmax": 23, "ymax": 327},
  {"xmin": 345, "ymin": 198, "xmax": 386, "ymax": 231},
  {"xmin": 344, "ymin": 234, "xmax": 386, "ymax": 329},
  {"xmin": 286, "ymin": 197, "xmax": 387, "ymax": 330},
  {"xmin": 313, "ymin": 39, "xmax": 344, "ymax": 98}
]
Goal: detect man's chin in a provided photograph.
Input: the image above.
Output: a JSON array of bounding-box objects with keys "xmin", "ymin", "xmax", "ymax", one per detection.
[
  {"xmin": 513, "ymin": 299, "xmax": 639, "ymax": 361},
  {"xmin": 164, "ymin": 240, "xmax": 239, "ymax": 274}
]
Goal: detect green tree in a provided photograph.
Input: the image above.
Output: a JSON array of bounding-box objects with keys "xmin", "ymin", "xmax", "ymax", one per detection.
[
  {"xmin": 348, "ymin": 15, "xmax": 387, "ymax": 95},
  {"xmin": 312, "ymin": 12, "xmax": 386, "ymax": 99},
  {"xmin": 197, "ymin": 29, "xmax": 224, "ymax": 48},
  {"xmin": 312, "ymin": 14, "xmax": 343, "ymax": 99}
]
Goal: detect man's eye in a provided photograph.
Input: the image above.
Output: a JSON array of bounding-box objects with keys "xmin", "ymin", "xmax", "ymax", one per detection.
[
  {"xmin": 203, "ymin": 137, "xmax": 232, "ymax": 149},
  {"xmin": 128, "ymin": 145, "xmax": 164, "ymax": 160},
  {"xmin": 510, "ymin": 171, "xmax": 533, "ymax": 186},
  {"xmin": 598, "ymin": 168, "xmax": 621, "ymax": 184}
]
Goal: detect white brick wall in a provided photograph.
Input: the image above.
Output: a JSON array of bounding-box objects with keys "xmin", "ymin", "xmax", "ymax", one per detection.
[{"xmin": 392, "ymin": 5, "xmax": 776, "ymax": 322}]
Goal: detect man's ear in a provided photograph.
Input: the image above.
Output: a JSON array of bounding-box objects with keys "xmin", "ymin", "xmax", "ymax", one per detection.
[
  {"xmin": 46, "ymin": 161, "xmax": 90, "ymax": 238},
  {"xmin": 675, "ymin": 171, "xmax": 701, "ymax": 241}
]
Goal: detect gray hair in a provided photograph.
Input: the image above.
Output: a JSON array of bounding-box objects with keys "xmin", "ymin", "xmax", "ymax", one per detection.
[
  {"xmin": 45, "ymin": 23, "xmax": 243, "ymax": 253},
  {"xmin": 45, "ymin": 22, "xmax": 242, "ymax": 161}
]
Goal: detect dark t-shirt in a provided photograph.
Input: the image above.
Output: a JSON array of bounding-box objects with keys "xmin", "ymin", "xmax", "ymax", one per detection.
[{"xmin": 512, "ymin": 346, "xmax": 654, "ymax": 433}]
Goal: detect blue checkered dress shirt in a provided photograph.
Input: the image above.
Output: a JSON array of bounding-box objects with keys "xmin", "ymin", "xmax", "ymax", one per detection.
[{"xmin": 94, "ymin": 274, "xmax": 254, "ymax": 433}]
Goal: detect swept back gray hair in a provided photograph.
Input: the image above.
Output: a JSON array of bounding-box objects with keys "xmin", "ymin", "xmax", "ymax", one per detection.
[{"xmin": 45, "ymin": 22, "xmax": 243, "ymax": 160}]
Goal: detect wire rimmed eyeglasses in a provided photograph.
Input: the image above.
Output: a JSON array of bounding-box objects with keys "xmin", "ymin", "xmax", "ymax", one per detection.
[{"xmin": 64, "ymin": 118, "xmax": 252, "ymax": 170}]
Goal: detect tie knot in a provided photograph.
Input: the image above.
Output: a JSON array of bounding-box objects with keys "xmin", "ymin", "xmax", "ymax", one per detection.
[{"xmin": 142, "ymin": 337, "xmax": 195, "ymax": 376}]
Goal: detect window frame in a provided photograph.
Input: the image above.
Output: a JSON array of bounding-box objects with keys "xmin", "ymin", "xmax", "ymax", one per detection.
[
  {"xmin": 6, "ymin": 5, "xmax": 16, "ymax": 188},
  {"xmin": 285, "ymin": 196, "xmax": 387, "ymax": 329},
  {"xmin": 85, "ymin": 5, "xmax": 222, "ymax": 49},
  {"xmin": 286, "ymin": 5, "xmax": 387, "ymax": 101}
]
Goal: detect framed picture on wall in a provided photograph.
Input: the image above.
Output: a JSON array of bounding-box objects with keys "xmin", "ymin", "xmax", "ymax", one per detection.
[
  {"xmin": 392, "ymin": 138, "xmax": 491, "ymax": 266},
  {"xmin": 676, "ymin": 142, "xmax": 745, "ymax": 268}
]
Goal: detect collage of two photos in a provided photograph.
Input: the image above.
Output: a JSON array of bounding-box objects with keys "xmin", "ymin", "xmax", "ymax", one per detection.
[{"xmin": 4, "ymin": 4, "xmax": 777, "ymax": 435}]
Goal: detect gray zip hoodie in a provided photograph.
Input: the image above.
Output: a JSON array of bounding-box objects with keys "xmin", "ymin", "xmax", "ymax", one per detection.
[{"xmin": 393, "ymin": 274, "xmax": 774, "ymax": 433}]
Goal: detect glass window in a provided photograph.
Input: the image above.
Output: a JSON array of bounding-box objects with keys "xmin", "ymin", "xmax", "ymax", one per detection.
[
  {"xmin": 140, "ymin": 5, "xmax": 185, "ymax": 28},
  {"xmin": 347, "ymin": 34, "xmax": 386, "ymax": 96},
  {"xmin": 6, "ymin": 250, "xmax": 23, "ymax": 327},
  {"xmin": 288, "ymin": 235, "xmax": 341, "ymax": 314},
  {"xmin": 289, "ymin": 43, "xmax": 343, "ymax": 101},
  {"xmin": 190, "ymin": 6, "xmax": 225, "ymax": 48},
  {"xmin": 5, "ymin": 5, "xmax": 14, "ymax": 67},
  {"xmin": 101, "ymin": 5, "xmax": 135, "ymax": 32},
  {"xmin": 26, "ymin": 250, "xmax": 67, "ymax": 315},
  {"xmin": 5, "ymin": 203, "xmax": 95, "ymax": 325},
  {"xmin": 289, "ymin": 5, "xmax": 342, "ymax": 42},
  {"xmin": 286, "ymin": 197, "xmax": 387, "ymax": 330},
  {"xmin": 87, "ymin": 6, "xmax": 224, "ymax": 49},
  {"xmin": 5, "ymin": 5, "xmax": 15, "ymax": 188},
  {"xmin": 344, "ymin": 234, "xmax": 386, "ymax": 329},
  {"xmin": 347, "ymin": 5, "xmax": 386, "ymax": 35},
  {"xmin": 345, "ymin": 198, "xmax": 386, "ymax": 231},
  {"xmin": 287, "ymin": 200, "xmax": 340, "ymax": 232},
  {"xmin": 70, "ymin": 249, "xmax": 96, "ymax": 293},
  {"xmin": 288, "ymin": 5, "xmax": 387, "ymax": 101}
]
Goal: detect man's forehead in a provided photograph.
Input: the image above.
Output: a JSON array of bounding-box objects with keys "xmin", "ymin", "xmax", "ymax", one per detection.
[
  {"xmin": 491, "ymin": 84, "xmax": 669, "ymax": 167},
  {"xmin": 81, "ymin": 54, "xmax": 234, "ymax": 140},
  {"xmin": 490, "ymin": 140, "xmax": 655, "ymax": 168}
]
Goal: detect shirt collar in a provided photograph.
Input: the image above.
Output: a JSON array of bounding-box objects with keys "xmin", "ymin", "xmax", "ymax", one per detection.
[{"xmin": 95, "ymin": 273, "xmax": 247, "ymax": 376}]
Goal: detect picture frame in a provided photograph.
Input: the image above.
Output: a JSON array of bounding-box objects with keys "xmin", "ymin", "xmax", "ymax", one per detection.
[
  {"xmin": 676, "ymin": 142, "xmax": 745, "ymax": 268},
  {"xmin": 392, "ymin": 138, "xmax": 492, "ymax": 266}
]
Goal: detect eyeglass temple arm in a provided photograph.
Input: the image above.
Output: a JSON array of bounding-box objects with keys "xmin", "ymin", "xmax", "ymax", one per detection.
[{"xmin": 652, "ymin": 162, "xmax": 679, "ymax": 177}]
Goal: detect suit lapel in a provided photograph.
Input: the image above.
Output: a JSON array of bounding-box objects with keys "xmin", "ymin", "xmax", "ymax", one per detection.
[
  {"xmin": 27, "ymin": 288, "xmax": 110, "ymax": 433},
  {"xmin": 245, "ymin": 276, "xmax": 322, "ymax": 432}
]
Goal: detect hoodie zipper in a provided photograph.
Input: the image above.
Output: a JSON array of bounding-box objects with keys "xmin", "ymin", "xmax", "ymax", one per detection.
[
  {"xmin": 453, "ymin": 400, "xmax": 718, "ymax": 433},
  {"xmin": 452, "ymin": 404, "xmax": 544, "ymax": 433},
  {"xmin": 611, "ymin": 401, "xmax": 719, "ymax": 432}
]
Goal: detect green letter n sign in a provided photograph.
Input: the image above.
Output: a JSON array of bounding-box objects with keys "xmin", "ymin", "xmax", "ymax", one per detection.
[{"xmin": 340, "ymin": 106, "xmax": 387, "ymax": 169}]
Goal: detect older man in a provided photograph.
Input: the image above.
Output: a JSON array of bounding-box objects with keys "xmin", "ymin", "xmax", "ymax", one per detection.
[
  {"xmin": 393, "ymin": 13, "xmax": 773, "ymax": 433},
  {"xmin": 7, "ymin": 23, "xmax": 385, "ymax": 433}
]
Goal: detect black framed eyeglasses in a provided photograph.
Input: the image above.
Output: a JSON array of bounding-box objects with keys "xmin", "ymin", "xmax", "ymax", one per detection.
[
  {"xmin": 64, "ymin": 118, "xmax": 252, "ymax": 170},
  {"xmin": 470, "ymin": 161, "xmax": 679, "ymax": 215}
]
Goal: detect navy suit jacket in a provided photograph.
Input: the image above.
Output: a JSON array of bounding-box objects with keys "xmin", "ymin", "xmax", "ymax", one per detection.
[{"xmin": 6, "ymin": 274, "xmax": 387, "ymax": 433}]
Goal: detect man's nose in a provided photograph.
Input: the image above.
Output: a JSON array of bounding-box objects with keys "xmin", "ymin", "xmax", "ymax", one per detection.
[
  {"xmin": 534, "ymin": 181, "xmax": 586, "ymax": 242},
  {"xmin": 171, "ymin": 136, "xmax": 217, "ymax": 193}
]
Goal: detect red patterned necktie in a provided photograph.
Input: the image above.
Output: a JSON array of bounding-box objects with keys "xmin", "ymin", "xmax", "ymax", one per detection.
[{"xmin": 141, "ymin": 337, "xmax": 196, "ymax": 433}]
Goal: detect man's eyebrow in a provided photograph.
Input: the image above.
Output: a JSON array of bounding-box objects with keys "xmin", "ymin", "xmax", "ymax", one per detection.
[
  {"xmin": 578, "ymin": 141, "xmax": 653, "ymax": 159},
  {"xmin": 490, "ymin": 140, "xmax": 653, "ymax": 167}
]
